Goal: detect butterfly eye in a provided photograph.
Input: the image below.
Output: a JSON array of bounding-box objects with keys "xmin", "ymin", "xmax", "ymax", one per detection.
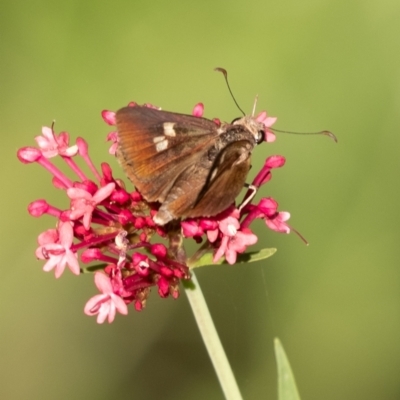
[{"xmin": 256, "ymin": 130, "xmax": 264, "ymax": 144}]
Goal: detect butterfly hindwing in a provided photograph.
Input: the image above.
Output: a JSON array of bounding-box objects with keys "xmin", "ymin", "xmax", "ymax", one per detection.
[
  {"xmin": 186, "ymin": 140, "xmax": 253, "ymax": 218},
  {"xmin": 154, "ymin": 139, "xmax": 253, "ymax": 223}
]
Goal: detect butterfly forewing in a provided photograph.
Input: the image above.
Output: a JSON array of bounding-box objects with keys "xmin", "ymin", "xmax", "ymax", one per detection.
[{"xmin": 116, "ymin": 106, "xmax": 220, "ymax": 202}]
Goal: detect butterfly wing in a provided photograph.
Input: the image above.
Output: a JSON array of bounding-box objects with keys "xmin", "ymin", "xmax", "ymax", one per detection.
[
  {"xmin": 154, "ymin": 139, "xmax": 254, "ymax": 224},
  {"xmin": 186, "ymin": 140, "xmax": 253, "ymax": 217},
  {"xmin": 116, "ymin": 106, "xmax": 219, "ymax": 202}
]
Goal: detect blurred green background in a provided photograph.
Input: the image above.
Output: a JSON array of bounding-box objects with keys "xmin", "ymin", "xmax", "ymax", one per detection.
[{"xmin": 2, "ymin": 0, "xmax": 399, "ymax": 399}]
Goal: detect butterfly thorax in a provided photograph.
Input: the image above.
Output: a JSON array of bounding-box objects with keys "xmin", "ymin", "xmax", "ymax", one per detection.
[{"xmin": 214, "ymin": 121, "xmax": 257, "ymax": 154}]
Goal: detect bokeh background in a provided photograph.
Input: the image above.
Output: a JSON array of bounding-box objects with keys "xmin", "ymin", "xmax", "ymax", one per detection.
[{"xmin": 2, "ymin": 0, "xmax": 399, "ymax": 399}]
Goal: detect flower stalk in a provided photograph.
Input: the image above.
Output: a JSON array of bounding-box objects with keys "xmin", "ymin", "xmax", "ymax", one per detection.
[{"xmin": 185, "ymin": 272, "xmax": 243, "ymax": 400}]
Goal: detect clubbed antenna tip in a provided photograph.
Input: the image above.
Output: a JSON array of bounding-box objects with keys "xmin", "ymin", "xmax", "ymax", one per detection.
[
  {"xmin": 321, "ymin": 130, "xmax": 338, "ymax": 143},
  {"xmin": 214, "ymin": 67, "xmax": 245, "ymax": 116}
]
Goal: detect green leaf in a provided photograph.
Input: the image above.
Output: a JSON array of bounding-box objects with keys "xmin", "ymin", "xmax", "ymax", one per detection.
[
  {"xmin": 189, "ymin": 248, "xmax": 276, "ymax": 269},
  {"xmin": 80, "ymin": 263, "xmax": 108, "ymax": 274},
  {"xmin": 275, "ymin": 338, "xmax": 302, "ymax": 400}
]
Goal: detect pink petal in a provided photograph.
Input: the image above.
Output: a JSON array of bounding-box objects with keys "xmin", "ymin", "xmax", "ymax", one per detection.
[
  {"xmin": 37, "ymin": 229, "xmax": 58, "ymax": 246},
  {"xmin": 54, "ymin": 258, "xmax": 67, "ymax": 278},
  {"xmin": 58, "ymin": 132, "xmax": 70, "ymax": 143},
  {"xmin": 207, "ymin": 229, "xmax": 219, "ymax": 243},
  {"xmin": 213, "ymin": 236, "xmax": 229, "ymax": 263},
  {"xmin": 112, "ymin": 295, "xmax": 128, "ymax": 315},
  {"xmin": 265, "ymin": 212, "xmax": 291, "ymax": 233},
  {"xmin": 41, "ymin": 126, "xmax": 55, "ymax": 141},
  {"xmin": 96, "ymin": 305, "xmax": 109, "ymax": 323},
  {"xmin": 106, "ymin": 301, "xmax": 116, "ymax": 323},
  {"xmin": 279, "ymin": 211, "xmax": 290, "ymax": 222},
  {"xmin": 225, "ymin": 248, "xmax": 238, "ymax": 265},
  {"xmin": 43, "ymin": 256, "xmax": 61, "ymax": 272},
  {"xmin": 264, "ymin": 131, "xmax": 276, "ymax": 143},
  {"xmin": 82, "ymin": 211, "xmax": 93, "ymax": 230},
  {"xmin": 92, "ymin": 183, "xmax": 115, "ymax": 203},
  {"xmin": 109, "ymin": 142, "xmax": 118, "ymax": 155},
  {"xmin": 35, "ymin": 136, "xmax": 51, "ymax": 148},
  {"xmin": 84, "ymin": 294, "xmax": 107, "ymax": 315},
  {"xmin": 101, "ymin": 110, "xmax": 116, "ymax": 125},
  {"xmin": 67, "ymin": 187, "xmax": 92, "ymax": 201},
  {"xmin": 256, "ymin": 111, "xmax": 267, "ymax": 121},
  {"xmin": 59, "ymin": 222, "xmax": 74, "ymax": 248},
  {"xmin": 181, "ymin": 220, "xmax": 202, "ymax": 237},
  {"xmin": 76, "ymin": 137, "xmax": 89, "ymax": 156},
  {"xmin": 235, "ymin": 231, "xmax": 258, "ymax": 249},
  {"xmin": 65, "ymin": 250, "xmax": 80, "ymax": 275},
  {"xmin": 264, "ymin": 116, "xmax": 277, "ymax": 127},
  {"xmin": 106, "ymin": 131, "xmax": 118, "ymax": 142},
  {"xmin": 94, "ymin": 272, "xmax": 113, "ymax": 293}
]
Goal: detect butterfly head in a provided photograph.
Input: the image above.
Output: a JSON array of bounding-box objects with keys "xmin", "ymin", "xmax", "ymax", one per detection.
[{"xmin": 232, "ymin": 116, "xmax": 265, "ymax": 144}]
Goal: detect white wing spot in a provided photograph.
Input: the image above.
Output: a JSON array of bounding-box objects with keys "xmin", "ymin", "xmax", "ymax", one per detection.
[
  {"xmin": 155, "ymin": 139, "xmax": 168, "ymax": 152},
  {"xmin": 163, "ymin": 122, "xmax": 176, "ymax": 137},
  {"xmin": 153, "ymin": 136, "xmax": 165, "ymax": 143}
]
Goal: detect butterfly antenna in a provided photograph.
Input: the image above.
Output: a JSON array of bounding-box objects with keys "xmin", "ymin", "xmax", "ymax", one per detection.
[
  {"xmin": 251, "ymin": 95, "xmax": 258, "ymax": 117},
  {"xmin": 215, "ymin": 67, "xmax": 246, "ymax": 116},
  {"xmin": 271, "ymin": 127, "xmax": 338, "ymax": 143}
]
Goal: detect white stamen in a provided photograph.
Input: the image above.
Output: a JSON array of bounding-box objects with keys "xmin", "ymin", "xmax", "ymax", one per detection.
[
  {"xmin": 138, "ymin": 261, "xmax": 149, "ymax": 269},
  {"xmin": 227, "ymin": 224, "xmax": 237, "ymax": 236}
]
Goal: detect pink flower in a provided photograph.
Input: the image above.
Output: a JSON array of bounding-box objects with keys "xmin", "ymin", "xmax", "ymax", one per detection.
[
  {"xmin": 251, "ymin": 155, "xmax": 286, "ymax": 187},
  {"xmin": 84, "ymin": 272, "xmax": 128, "ymax": 323},
  {"xmin": 181, "ymin": 219, "xmax": 205, "ymax": 237},
  {"xmin": 256, "ymin": 111, "xmax": 277, "ymax": 142},
  {"xmin": 68, "ymin": 182, "xmax": 115, "ymax": 229},
  {"xmin": 258, "ymin": 198, "xmax": 291, "ymax": 233},
  {"xmin": 35, "ymin": 126, "xmax": 78, "ymax": 158},
  {"xmin": 265, "ymin": 211, "xmax": 290, "ymax": 233},
  {"xmin": 192, "ymin": 103, "xmax": 204, "ymax": 117},
  {"xmin": 36, "ymin": 222, "xmax": 80, "ymax": 278},
  {"xmin": 132, "ymin": 253, "xmax": 150, "ymax": 276},
  {"xmin": 106, "ymin": 131, "xmax": 118, "ymax": 155},
  {"xmin": 213, "ymin": 214, "xmax": 258, "ymax": 265}
]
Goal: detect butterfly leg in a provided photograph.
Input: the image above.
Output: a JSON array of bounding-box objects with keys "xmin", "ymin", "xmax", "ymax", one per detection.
[{"xmin": 239, "ymin": 184, "xmax": 257, "ymax": 211}]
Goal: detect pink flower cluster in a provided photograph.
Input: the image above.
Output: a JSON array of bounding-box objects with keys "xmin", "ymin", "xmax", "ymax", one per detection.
[{"xmin": 17, "ymin": 101, "xmax": 291, "ymax": 323}]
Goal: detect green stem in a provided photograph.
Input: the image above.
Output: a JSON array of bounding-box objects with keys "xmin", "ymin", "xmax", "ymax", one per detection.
[
  {"xmin": 187, "ymin": 241, "xmax": 212, "ymax": 267},
  {"xmin": 185, "ymin": 271, "xmax": 243, "ymax": 400}
]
